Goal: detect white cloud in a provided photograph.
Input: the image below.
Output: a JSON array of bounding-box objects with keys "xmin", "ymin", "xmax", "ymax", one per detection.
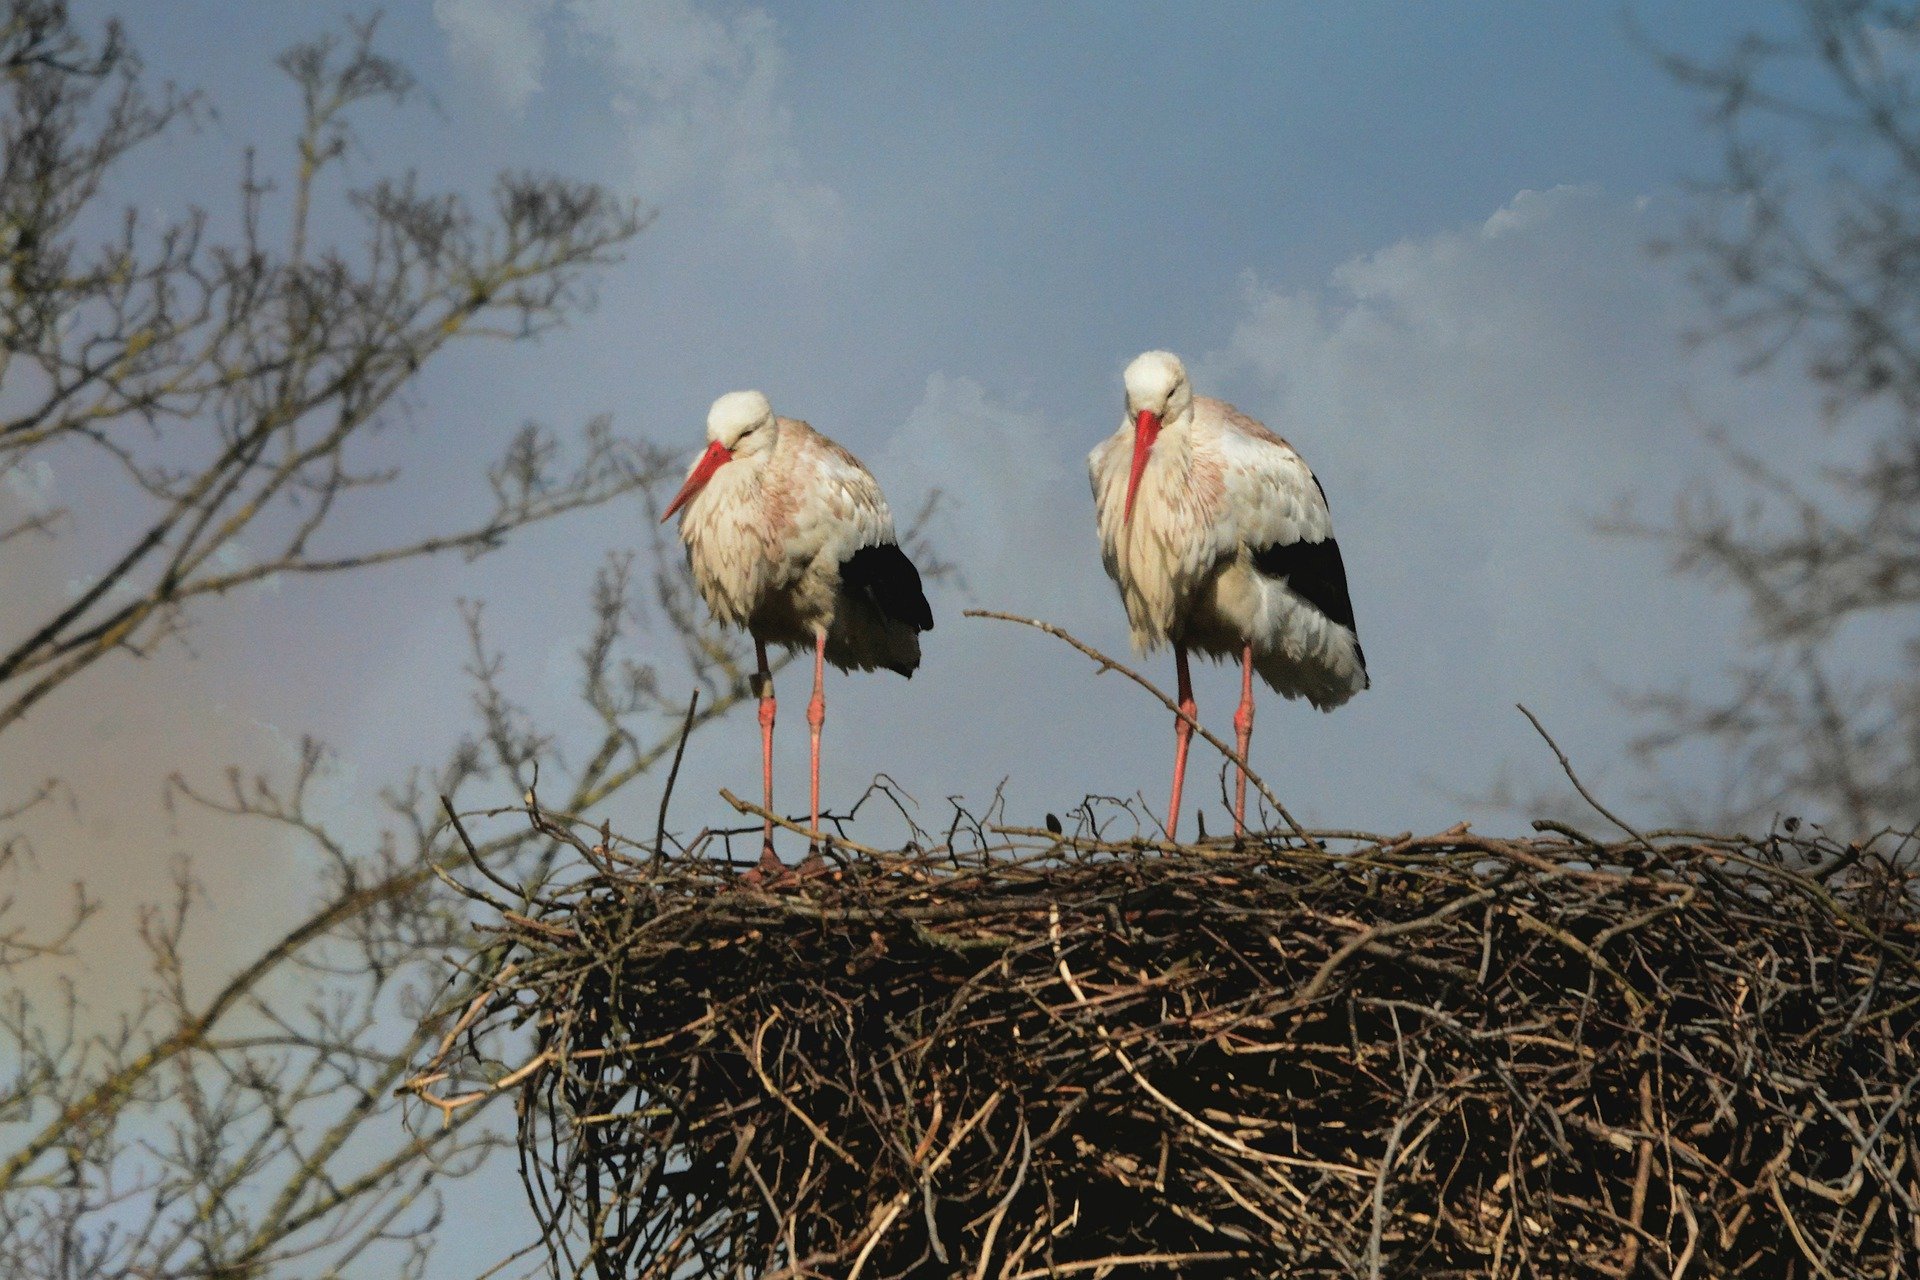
[
  {"xmin": 571, "ymin": 0, "xmax": 844, "ymax": 253},
  {"xmin": 879, "ymin": 375, "xmax": 1092, "ymax": 613},
  {"xmin": 437, "ymin": 0, "xmax": 843, "ymax": 253},
  {"xmin": 434, "ymin": 0, "xmax": 555, "ymax": 112},
  {"xmin": 1, "ymin": 455, "xmax": 55, "ymax": 512},
  {"xmin": 1189, "ymin": 184, "xmax": 1810, "ymax": 819}
]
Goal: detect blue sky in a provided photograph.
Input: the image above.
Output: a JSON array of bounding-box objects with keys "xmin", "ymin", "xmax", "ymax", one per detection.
[
  {"xmin": 4, "ymin": 3, "xmax": 1839, "ymax": 1268},
  {"xmin": 110, "ymin": 2, "xmax": 1751, "ymax": 414},
  {"xmin": 17, "ymin": 0, "xmax": 1824, "ymax": 884}
]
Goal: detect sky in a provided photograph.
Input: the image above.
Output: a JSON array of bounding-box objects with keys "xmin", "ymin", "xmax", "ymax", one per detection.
[{"xmin": 0, "ymin": 1, "xmax": 1842, "ymax": 1272}]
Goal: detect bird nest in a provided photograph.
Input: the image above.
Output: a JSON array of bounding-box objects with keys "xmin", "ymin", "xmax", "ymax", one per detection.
[{"xmin": 409, "ymin": 806, "xmax": 1920, "ymax": 1280}]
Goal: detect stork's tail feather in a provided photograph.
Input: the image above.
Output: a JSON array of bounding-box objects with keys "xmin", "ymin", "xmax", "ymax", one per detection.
[
  {"xmin": 824, "ymin": 625, "xmax": 923, "ymax": 678},
  {"xmin": 826, "ymin": 542, "xmax": 932, "ymax": 678},
  {"xmin": 840, "ymin": 543, "xmax": 933, "ymax": 632},
  {"xmin": 1251, "ymin": 633, "xmax": 1368, "ymax": 711},
  {"xmin": 1250, "ymin": 537, "xmax": 1358, "ymax": 633}
]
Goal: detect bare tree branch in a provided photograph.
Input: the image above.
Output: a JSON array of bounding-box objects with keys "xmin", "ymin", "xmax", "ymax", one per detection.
[{"xmin": 1628, "ymin": 0, "xmax": 1920, "ymax": 833}]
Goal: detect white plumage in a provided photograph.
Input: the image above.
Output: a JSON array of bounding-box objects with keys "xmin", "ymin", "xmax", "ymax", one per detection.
[
  {"xmin": 665, "ymin": 390, "xmax": 933, "ymax": 874},
  {"xmin": 1089, "ymin": 351, "xmax": 1367, "ymax": 837}
]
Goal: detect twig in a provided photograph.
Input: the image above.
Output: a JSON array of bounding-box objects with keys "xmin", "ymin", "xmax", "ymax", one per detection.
[
  {"xmin": 965, "ymin": 610, "xmax": 1320, "ymax": 852},
  {"xmin": 654, "ymin": 689, "xmax": 700, "ymax": 862},
  {"xmin": 720, "ymin": 788, "xmax": 892, "ymax": 858},
  {"xmin": 1516, "ymin": 703, "xmax": 1661, "ymax": 860}
]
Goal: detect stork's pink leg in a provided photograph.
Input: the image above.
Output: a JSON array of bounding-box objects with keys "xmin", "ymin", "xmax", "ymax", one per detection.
[
  {"xmin": 1165, "ymin": 643, "xmax": 1196, "ymax": 841},
  {"xmin": 1233, "ymin": 643, "xmax": 1256, "ymax": 839},
  {"xmin": 755, "ymin": 640, "xmax": 780, "ymax": 877},
  {"xmin": 807, "ymin": 632, "xmax": 827, "ymax": 850}
]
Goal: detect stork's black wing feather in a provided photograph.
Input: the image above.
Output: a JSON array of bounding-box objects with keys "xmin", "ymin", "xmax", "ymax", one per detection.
[
  {"xmin": 1252, "ymin": 537, "xmax": 1359, "ymax": 634},
  {"xmin": 840, "ymin": 543, "xmax": 934, "ymax": 631}
]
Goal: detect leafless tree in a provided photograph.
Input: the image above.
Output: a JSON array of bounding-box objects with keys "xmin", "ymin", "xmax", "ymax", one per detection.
[
  {"xmin": 0, "ymin": 4, "xmax": 798, "ymax": 1275},
  {"xmin": 1627, "ymin": 0, "xmax": 1920, "ymax": 835},
  {"xmin": 0, "ymin": 6, "xmax": 648, "ymax": 733}
]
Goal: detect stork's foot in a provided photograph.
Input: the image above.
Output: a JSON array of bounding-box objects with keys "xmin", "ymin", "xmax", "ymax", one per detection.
[
  {"xmin": 738, "ymin": 841, "xmax": 785, "ymax": 888},
  {"xmin": 740, "ymin": 840, "xmax": 836, "ymax": 890}
]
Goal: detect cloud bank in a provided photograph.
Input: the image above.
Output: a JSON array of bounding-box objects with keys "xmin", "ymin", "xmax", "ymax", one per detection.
[
  {"xmin": 434, "ymin": 0, "xmax": 553, "ymax": 112},
  {"xmin": 434, "ymin": 0, "xmax": 843, "ymax": 253}
]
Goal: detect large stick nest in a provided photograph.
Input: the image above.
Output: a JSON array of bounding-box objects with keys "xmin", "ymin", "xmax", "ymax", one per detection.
[{"xmin": 415, "ymin": 813, "xmax": 1920, "ymax": 1279}]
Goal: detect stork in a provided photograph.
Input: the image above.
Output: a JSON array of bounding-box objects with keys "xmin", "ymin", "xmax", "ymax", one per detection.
[
  {"xmin": 663, "ymin": 390, "xmax": 934, "ymax": 875},
  {"xmin": 1089, "ymin": 351, "xmax": 1367, "ymax": 840}
]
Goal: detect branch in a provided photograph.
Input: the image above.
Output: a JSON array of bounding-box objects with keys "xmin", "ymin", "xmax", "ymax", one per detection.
[{"xmin": 963, "ymin": 610, "xmax": 1319, "ymax": 852}]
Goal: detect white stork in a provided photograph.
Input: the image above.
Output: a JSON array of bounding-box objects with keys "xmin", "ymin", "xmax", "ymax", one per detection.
[
  {"xmin": 662, "ymin": 390, "xmax": 934, "ymax": 874},
  {"xmin": 1089, "ymin": 350, "xmax": 1367, "ymax": 840}
]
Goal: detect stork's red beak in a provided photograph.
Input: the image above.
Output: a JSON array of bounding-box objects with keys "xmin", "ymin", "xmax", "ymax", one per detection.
[
  {"xmin": 661, "ymin": 440, "xmax": 733, "ymax": 522},
  {"xmin": 1123, "ymin": 409, "xmax": 1160, "ymax": 524}
]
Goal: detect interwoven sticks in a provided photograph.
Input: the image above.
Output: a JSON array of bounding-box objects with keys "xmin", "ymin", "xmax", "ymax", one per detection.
[{"xmin": 410, "ymin": 818, "xmax": 1919, "ymax": 1279}]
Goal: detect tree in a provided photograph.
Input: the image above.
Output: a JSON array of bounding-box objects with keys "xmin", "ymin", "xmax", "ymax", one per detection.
[
  {"xmin": 1628, "ymin": 0, "xmax": 1920, "ymax": 835},
  {"xmin": 0, "ymin": 5, "xmax": 642, "ymax": 732},
  {"xmin": 0, "ymin": 4, "xmax": 792, "ymax": 1275}
]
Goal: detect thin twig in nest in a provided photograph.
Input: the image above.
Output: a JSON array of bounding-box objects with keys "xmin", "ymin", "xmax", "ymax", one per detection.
[{"xmin": 963, "ymin": 609, "xmax": 1319, "ymax": 851}]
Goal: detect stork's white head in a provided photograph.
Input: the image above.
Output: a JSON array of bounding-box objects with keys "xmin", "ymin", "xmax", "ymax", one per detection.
[
  {"xmin": 662, "ymin": 390, "xmax": 778, "ymax": 523},
  {"xmin": 1120, "ymin": 350, "xmax": 1192, "ymax": 524},
  {"xmin": 1123, "ymin": 350, "xmax": 1192, "ymax": 425},
  {"xmin": 706, "ymin": 389, "xmax": 777, "ymax": 454}
]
